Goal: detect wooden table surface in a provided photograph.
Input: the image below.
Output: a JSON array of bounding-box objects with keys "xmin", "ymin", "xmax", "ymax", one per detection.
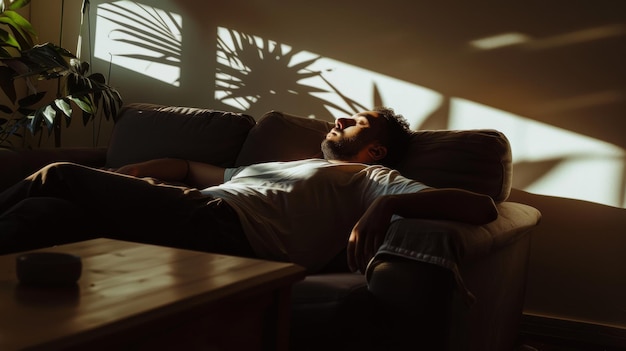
[{"xmin": 0, "ymin": 238, "xmax": 306, "ymax": 350}]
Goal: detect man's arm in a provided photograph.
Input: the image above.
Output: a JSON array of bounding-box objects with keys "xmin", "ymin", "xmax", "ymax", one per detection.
[
  {"xmin": 347, "ymin": 188, "xmax": 499, "ymax": 273},
  {"xmin": 113, "ymin": 158, "xmax": 226, "ymax": 188}
]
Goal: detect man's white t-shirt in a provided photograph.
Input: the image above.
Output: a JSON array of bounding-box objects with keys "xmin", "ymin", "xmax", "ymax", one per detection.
[{"xmin": 201, "ymin": 158, "xmax": 429, "ymax": 272}]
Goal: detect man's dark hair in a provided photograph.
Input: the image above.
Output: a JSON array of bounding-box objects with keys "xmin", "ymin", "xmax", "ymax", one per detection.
[{"xmin": 373, "ymin": 107, "xmax": 412, "ymax": 168}]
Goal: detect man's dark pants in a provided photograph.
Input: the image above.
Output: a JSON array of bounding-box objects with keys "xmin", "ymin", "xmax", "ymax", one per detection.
[{"xmin": 0, "ymin": 162, "xmax": 253, "ymax": 257}]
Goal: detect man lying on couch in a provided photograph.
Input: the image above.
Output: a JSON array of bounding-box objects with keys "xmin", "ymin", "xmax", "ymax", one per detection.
[{"xmin": 0, "ymin": 107, "xmax": 498, "ymax": 273}]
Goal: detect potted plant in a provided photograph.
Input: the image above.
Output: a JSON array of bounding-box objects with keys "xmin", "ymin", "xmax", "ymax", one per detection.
[{"xmin": 0, "ymin": 0, "xmax": 122, "ymax": 148}]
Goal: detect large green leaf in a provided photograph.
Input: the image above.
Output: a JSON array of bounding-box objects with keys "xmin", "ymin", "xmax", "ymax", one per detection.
[
  {"xmin": 66, "ymin": 72, "xmax": 92, "ymax": 93},
  {"xmin": 54, "ymin": 98, "xmax": 72, "ymax": 117},
  {"xmin": 4, "ymin": 44, "xmax": 73, "ymax": 82},
  {"xmin": 23, "ymin": 43, "xmax": 71, "ymax": 70},
  {"xmin": 70, "ymin": 95, "xmax": 95, "ymax": 114},
  {"xmin": 41, "ymin": 104, "xmax": 59, "ymax": 129},
  {"xmin": 72, "ymin": 60, "xmax": 89, "ymax": 76},
  {"xmin": 0, "ymin": 10, "xmax": 36, "ymax": 49},
  {"xmin": 8, "ymin": 0, "xmax": 31, "ymax": 11},
  {"xmin": 0, "ymin": 27, "xmax": 19, "ymax": 49}
]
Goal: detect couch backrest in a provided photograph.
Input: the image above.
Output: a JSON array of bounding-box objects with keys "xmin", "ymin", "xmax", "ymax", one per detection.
[
  {"xmin": 107, "ymin": 104, "xmax": 512, "ymax": 202},
  {"xmin": 106, "ymin": 103, "xmax": 255, "ymax": 168},
  {"xmin": 235, "ymin": 110, "xmax": 512, "ymax": 202}
]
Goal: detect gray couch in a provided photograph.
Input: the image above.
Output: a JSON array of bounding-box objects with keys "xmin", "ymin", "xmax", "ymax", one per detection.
[{"xmin": 0, "ymin": 103, "xmax": 542, "ymax": 350}]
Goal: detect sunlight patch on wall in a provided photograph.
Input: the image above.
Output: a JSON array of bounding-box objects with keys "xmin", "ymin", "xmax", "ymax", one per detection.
[
  {"xmin": 94, "ymin": 1, "xmax": 182, "ymax": 86},
  {"xmin": 215, "ymin": 26, "xmax": 441, "ymax": 126},
  {"xmin": 299, "ymin": 54, "xmax": 444, "ymax": 127},
  {"xmin": 470, "ymin": 32, "xmax": 531, "ymax": 50},
  {"xmin": 450, "ymin": 99, "xmax": 625, "ymax": 208}
]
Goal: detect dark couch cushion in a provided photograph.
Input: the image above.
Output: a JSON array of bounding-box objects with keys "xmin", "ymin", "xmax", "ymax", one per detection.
[
  {"xmin": 396, "ymin": 129, "xmax": 512, "ymax": 202},
  {"xmin": 106, "ymin": 103, "xmax": 256, "ymax": 168},
  {"xmin": 234, "ymin": 110, "xmax": 332, "ymax": 166}
]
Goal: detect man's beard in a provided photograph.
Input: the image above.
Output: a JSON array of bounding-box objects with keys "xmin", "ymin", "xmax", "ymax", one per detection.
[{"xmin": 321, "ymin": 136, "xmax": 368, "ymax": 161}]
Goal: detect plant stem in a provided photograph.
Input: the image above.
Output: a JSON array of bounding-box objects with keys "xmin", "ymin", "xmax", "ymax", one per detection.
[{"xmin": 54, "ymin": 0, "xmax": 66, "ymax": 148}]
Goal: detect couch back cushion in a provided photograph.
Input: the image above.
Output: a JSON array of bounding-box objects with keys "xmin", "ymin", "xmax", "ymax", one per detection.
[
  {"xmin": 236, "ymin": 111, "xmax": 512, "ymax": 202},
  {"xmin": 235, "ymin": 110, "xmax": 333, "ymax": 165},
  {"xmin": 397, "ymin": 129, "xmax": 512, "ymax": 202},
  {"xmin": 106, "ymin": 103, "xmax": 256, "ymax": 168}
]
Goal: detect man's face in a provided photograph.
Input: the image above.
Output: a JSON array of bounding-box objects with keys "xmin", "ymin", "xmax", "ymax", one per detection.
[{"xmin": 321, "ymin": 111, "xmax": 383, "ymax": 162}]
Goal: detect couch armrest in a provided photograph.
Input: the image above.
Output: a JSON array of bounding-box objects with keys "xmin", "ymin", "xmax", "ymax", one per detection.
[
  {"xmin": 364, "ymin": 202, "xmax": 540, "ymax": 350},
  {"xmin": 367, "ymin": 201, "xmax": 541, "ymax": 302},
  {"xmin": 0, "ymin": 147, "xmax": 107, "ymax": 192}
]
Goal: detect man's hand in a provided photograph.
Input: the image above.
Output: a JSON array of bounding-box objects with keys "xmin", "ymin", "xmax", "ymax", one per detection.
[{"xmin": 347, "ymin": 196, "xmax": 393, "ymax": 273}]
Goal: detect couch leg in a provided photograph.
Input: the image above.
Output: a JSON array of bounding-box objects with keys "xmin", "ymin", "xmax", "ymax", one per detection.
[{"xmin": 368, "ymin": 256, "xmax": 455, "ymax": 350}]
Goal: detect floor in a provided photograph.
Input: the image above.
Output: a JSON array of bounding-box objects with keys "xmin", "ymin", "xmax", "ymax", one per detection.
[{"xmin": 517, "ymin": 335, "xmax": 623, "ymax": 351}]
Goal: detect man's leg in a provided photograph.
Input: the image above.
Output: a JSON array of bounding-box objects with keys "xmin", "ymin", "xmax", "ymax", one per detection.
[
  {"xmin": 0, "ymin": 162, "xmax": 207, "ymax": 252},
  {"xmin": 0, "ymin": 162, "xmax": 201, "ymax": 214},
  {"xmin": 178, "ymin": 197, "xmax": 255, "ymax": 257},
  {"xmin": 0, "ymin": 197, "xmax": 99, "ymax": 253}
]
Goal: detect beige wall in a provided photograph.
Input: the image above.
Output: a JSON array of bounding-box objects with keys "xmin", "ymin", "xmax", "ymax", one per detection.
[
  {"xmin": 31, "ymin": 0, "xmax": 626, "ymax": 331},
  {"xmin": 509, "ymin": 189, "xmax": 626, "ymax": 328}
]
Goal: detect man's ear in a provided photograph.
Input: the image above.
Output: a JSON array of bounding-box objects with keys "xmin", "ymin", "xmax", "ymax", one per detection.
[{"xmin": 368, "ymin": 143, "xmax": 388, "ymax": 161}]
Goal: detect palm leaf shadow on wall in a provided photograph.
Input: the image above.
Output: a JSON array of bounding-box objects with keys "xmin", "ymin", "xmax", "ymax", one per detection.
[
  {"xmin": 216, "ymin": 28, "xmax": 371, "ymax": 122},
  {"xmin": 97, "ymin": 1, "xmax": 182, "ymax": 85},
  {"xmin": 99, "ymin": 9, "xmax": 602, "ymax": 201}
]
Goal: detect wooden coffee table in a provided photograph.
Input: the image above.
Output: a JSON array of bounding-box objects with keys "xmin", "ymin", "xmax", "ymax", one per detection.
[{"xmin": 0, "ymin": 238, "xmax": 306, "ymax": 350}]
